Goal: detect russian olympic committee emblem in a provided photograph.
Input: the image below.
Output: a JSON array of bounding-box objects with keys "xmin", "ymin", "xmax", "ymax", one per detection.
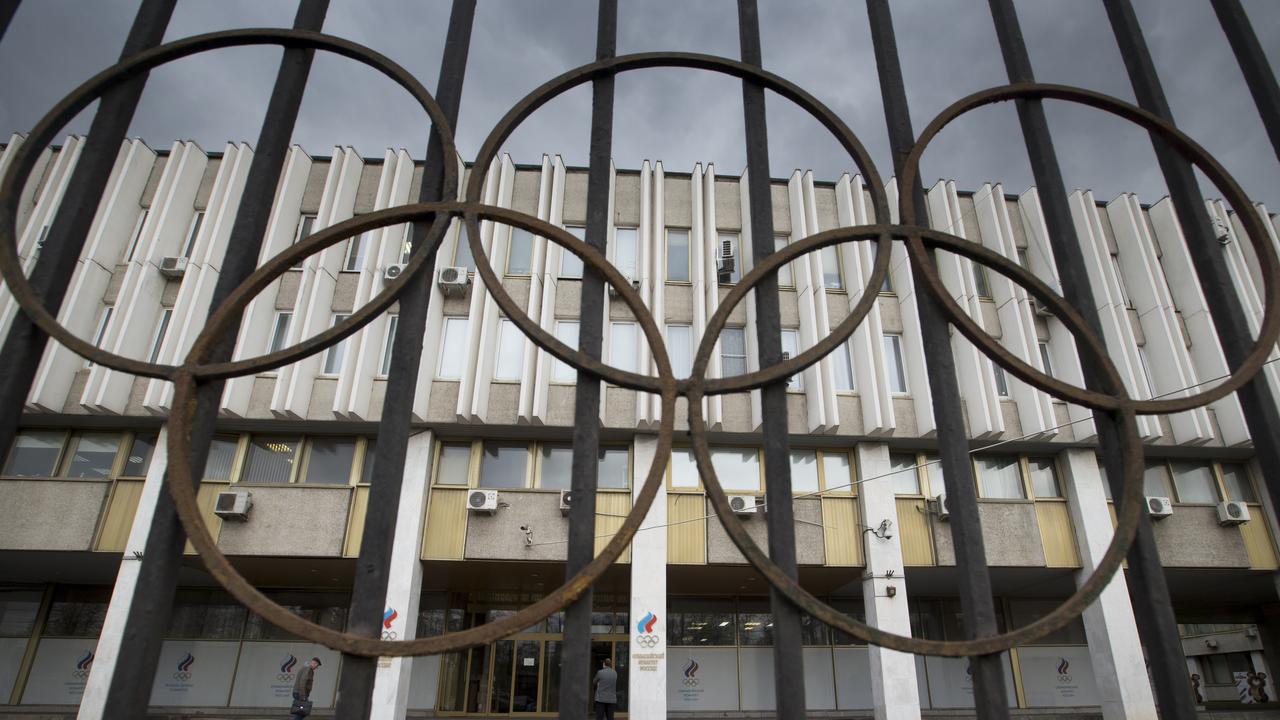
[{"xmin": 634, "ymin": 610, "xmax": 661, "ymax": 648}]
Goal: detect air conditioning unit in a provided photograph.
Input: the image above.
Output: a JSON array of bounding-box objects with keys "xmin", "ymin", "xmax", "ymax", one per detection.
[
  {"xmin": 608, "ymin": 278, "xmax": 642, "ymax": 298},
  {"xmin": 158, "ymin": 256, "xmax": 188, "ymax": 279},
  {"xmin": 467, "ymin": 489, "xmax": 498, "ymax": 514},
  {"xmin": 383, "ymin": 263, "xmax": 407, "ymax": 283},
  {"xmin": 1146, "ymin": 496, "xmax": 1174, "ymax": 520},
  {"xmin": 728, "ymin": 495, "xmax": 759, "ymax": 515},
  {"xmin": 1216, "ymin": 500, "xmax": 1250, "ymax": 526},
  {"xmin": 717, "ymin": 238, "xmax": 736, "ymax": 284},
  {"xmin": 1029, "ymin": 297, "xmax": 1053, "ymax": 318},
  {"xmin": 934, "ymin": 493, "xmax": 950, "ymax": 521},
  {"xmin": 437, "ymin": 266, "xmax": 471, "ymax": 296},
  {"xmin": 559, "ymin": 490, "xmax": 575, "ymax": 516},
  {"xmin": 213, "ymin": 491, "xmax": 252, "ymax": 521}
]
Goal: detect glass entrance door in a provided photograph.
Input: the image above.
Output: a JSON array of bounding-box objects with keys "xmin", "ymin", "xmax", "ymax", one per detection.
[{"xmin": 444, "ymin": 635, "xmax": 629, "ymax": 715}]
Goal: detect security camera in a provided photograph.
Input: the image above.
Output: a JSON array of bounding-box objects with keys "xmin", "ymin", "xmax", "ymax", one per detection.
[{"xmin": 519, "ymin": 525, "xmax": 530, "ymax": 532}]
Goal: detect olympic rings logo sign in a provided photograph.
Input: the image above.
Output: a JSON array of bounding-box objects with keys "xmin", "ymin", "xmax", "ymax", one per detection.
[
  {"xmin": 172, "ymin": 671, "xmax": 192, "ymax": 682},
  {"xmin": 634, "ymin": 634, "xmax": 660, "ymax": 649},
  {"xmin": 382, "ymin": 631, "xmax": 398, "ymax": 640}
]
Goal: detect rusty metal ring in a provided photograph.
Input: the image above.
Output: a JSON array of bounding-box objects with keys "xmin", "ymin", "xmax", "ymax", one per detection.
[
  {"xmin": 462, "ymin": 52, "xmax": 891, "ymax": 390},
  {"xmin": 899, "ymin": 82, "xmax": 1280, "ymax": 416},
  {"xmin": 0, "ymin": 28, "xmax": 459, "ymax": 381},
  {"xmin": 165, "ymin": 204, "xmax": 679, "ymax": 655}
]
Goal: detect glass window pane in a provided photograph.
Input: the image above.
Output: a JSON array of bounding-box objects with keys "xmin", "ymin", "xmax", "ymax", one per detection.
[
  {"xmin": 241, "ymin": 436, "xmax": 300, "ymax": 484},
  {"xmin": 64, "ymin": 432, "xmax": 121, "ymax": 478},
  {"xmin": 149, "ymin": 308, "xmax": 173, "ymax": 365},
  {"xmin": 0, "ymin": 590, "xmax": 42, "ymax": 636},
  {"xmin": 268, "ymin": 312, "xmax": 292, "ymax": 354},
  {"xmin": 992, "ymin": 365, "xmax": 1009, "ymax": 397},
  {"xmin": 889, "ymin": 453, "xmax": 920, "ymax": 495},
  {"xmin": 667, "ymin": 324, "xmax": 691, "ymax": 379},
  {"xmin": 360, "ymin": 439, "xmax": 377, "ymax": 484},
  {"xmin": 924, "ymin": 453, "xmax": 945, "ymax": 495},
  {"xmin": 833, "ymin": 342, "xmax": 854, "ymax": 391},
  {"xmin": 972, "ymin": 263, "xmax": 992, "ymax": 297},
  {"xmin": 598, "ymin": 447, "xmax": 629, "ymax": 489},
  {"xmin": 322, "ymin": 314, "xmax": 351, "ymax": 375},
  {"xmin": 830, "ymin": 600, "xmax": 867, "ymax": 645},
  {"xmin": 667, "ymin": 599, "xmax": 735, "ymax": 645},
  {"xmin": 303, "ymin": 438, "xmax": 356, "ymax": 484},
  {"xmin": 561, "ymin": 226, "xmax": 585, "ymax": 278},
  {"xmin": 506, "ymin": 227, "xmax": 533, "ymax": 275},
  {"xmin": 553, "ymin": 321, "xmax": 579, "ymax": 382},
  {"xmin": 43, "ymin": 590, "xmax": 108, "ymax": 637},
  {"xmin": 666, "ymin": 229, "xmax": 690, "ymax": 281},
  {"xmin": 452, "ymin": 230, "xmax": 475, "ymax": 271},
  {"xmin": 539, "ymin": 444, "xmax": 573, "ymax": 490},
  {"xmin": 976, "ymin": 455, "xmax": 1024, "ymax": 499},
  {"xmin": 738, "ymin": 600, "xmax": 773, "ymax": 645},
  {"xmin": 1143, "ymin": 462, "xmax": 1172, "ymax": 497},
  {"xmin": 610, "ymin": 322, "xmax": 637, "ymax": 374},
  {"xmin": 1007, "ymin": 599, "xmax": 1086, "ymax": 645},
  {"xmin": 774, "ymin": 236, "xmax": 793, "ymax": 286},
  {"xmin": 870, "ymin": 243, "xmax": 893, "ymax": 293},
  {"xmin": 203, "ymin": 435, "xmax": 239, "ymax": 481},
  {"xmin": 438, "ymin": 317, "xmax": 468, "ymax": 379},
  {"xmin": 883, "ymin": 334, "xmax": 907, "ymax": 393},
  {"xmin": 821, "ymin": 245, "xmax": 842, "ymax": 289},
  {"xmin": 670, "ymin": 449, "xmax": 699, "ymax": 488},
  {"xmin": 822, "ymin": 452, "xmax": 852, "ymax": 493},
  {"xmin": 435, "ymin": 444, "xmax": 471, "ymax": 485},
  {"xmin": 480, "ymin": 443, "xmax": 528, "ymax": 489},
  {"xmin": 614, "ymin": 227, "xmax": 638, "ymax": 279},
  {"xmin": 711, "ymin": 448, "xmax": 759, "ymax": 493},
  {"xmin": 1171, "ymin": 462, "xmax": 1219, "ymax": 504},
  {"xmin": 380, "ymin": 315, "xmax": 399, "ymax": 376},
  {"xmin": 1028, "ymin": 458, "xmax": 1061, "ymax": 498},
  {"xmin": 494, "ymin": 319, "xmax": 525, "ymax": 380},
  {"xmin": 790, "ymin": 451, "xmax": 819, "ymax": 494},
  {"xmin": 781, "ymin": 329, "xmax": 802, "ymax": 390},
  {"xmin": 4, "ymin": 430, "xmax": 64, "ymax": 477},
  {"xmin": 343, "ymin": 234, "xmax": 367, "ymax": 271},
  {"xmin": 720, "ymin": 326, "xmax": 747, "ymax": 377},
  {"xmin": 1221, "ymin": 463, "xmax": 1257, "ymax": 503},
  {"xmin": 1038, "ymin": 342, "xmax": 1054, "ymax": 377},
  {"xmin": 122, "ymin": 433, "xmax": 158, "ymax": 477}
]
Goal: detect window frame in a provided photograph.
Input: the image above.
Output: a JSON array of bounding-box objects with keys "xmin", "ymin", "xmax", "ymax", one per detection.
[
  {"xmin": 124, "ymin": 208, "xmax": 149, "ymax": 262},
  {"xmin": 342, "ymin": 233, "xmax": 368, "ymax": 273},
  {"xmin": 182, "ymin": 210, "xmax": 205, "ymax": 259},
  {"xmin": 504, "ymin": 226, "xmax": 535, "ymax": 278},
  {"xmin": 719, "ymin": 325, "xmax": 748, "ymax": 377},
  {"xmin": 820, "ymin": 244, "xmax": 844, "ymax": 291},
  {"xmin": 665, "ymin": 228, "xmax": 691, "ymax": 283},
  {"xmin": 559, "ymin": 225, "xmax": 586, "ymax": 279},
  {"xmin": 148, "ymin": 308, "xmax": 174, "ymax": 365},
  {"xmin": 320, "ymin": 313, "xmax": 352, "ymax": 376},
  {"xmin": 716, "ymin": 231, "xmax": 740, "ymax": 285},
  {"xmin": 378, "ymin": 315, "xmax": 399, "ymax": 377},
  {"xmin": 437, "ymin": 316, "xmax": 469, "ymax": 380},
  {"xmin": 291, "ymin": 214, "xmax": 316, "ymax": 270},
  {"xmin": 972, "ymin": 454, "xmax": 1029, "ymax": 501},
  {"xmin": 493, "ymin": 318, "xmax": 525, "ymax": 382},
  {"xmin": 551, "ymin": 320, "xmax": 580, "ymax": 383},
  {"xmin": 882, "ymin": 332, "xmax": 908, "ymax": 394},
  {"xmin": 612, "ymin": 226, "xmax": 639, "ymax": 280}
]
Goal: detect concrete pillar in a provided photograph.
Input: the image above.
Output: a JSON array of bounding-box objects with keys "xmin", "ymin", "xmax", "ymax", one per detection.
[
  {"xmin": 1060, "ymin": 448, "xmax": 1159, "ymax": 719},
  {"xmin": 78, "ymin": 429, "xmax": 169, "ymax": 720},
  {"xmin": 627, "ymin": 435, "xmax": 666, "ymax": 719},
  {"xmin": 370, "ymin": 430, "xmax": 435, "ymax": 720},
  {"xmin": 856, "ymin": 443, "xmax": 921, "ymax": 720}
]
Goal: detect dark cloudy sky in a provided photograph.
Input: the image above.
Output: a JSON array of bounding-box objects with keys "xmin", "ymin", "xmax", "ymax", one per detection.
[{"xmin": 2, "ymin": 0, "xmax": 1278, "ymax": 210}]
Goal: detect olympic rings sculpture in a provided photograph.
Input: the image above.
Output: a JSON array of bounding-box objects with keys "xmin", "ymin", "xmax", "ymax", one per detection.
[{"xmin": 2, "ymin": 28, "xmax": 1276, "ymax": 661}]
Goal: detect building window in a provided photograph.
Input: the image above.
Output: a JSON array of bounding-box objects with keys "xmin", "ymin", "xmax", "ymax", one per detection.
[
  {"xmin": 669, "ymin": 448, "xmax": 699, "ymax": 489},
  {"xmin": 822, "ymin": 452, "xmax": 853, "ymax": 493},
  {"xmin": 86, "ymin": 305, "xmax": 114, "ymax": 368},
  {"xmin": 62, "ymin": 432, "xmax": 122, "ymax": 478},
  {"xmin": 609, "ymin": 322, "xmax": 638, "ymax": 374},
  {"xmin": 437, "ymin": 317, "xmax": 468, "ymax": 379},
  {"xmin": 821, "ymin": 245, "xmax": 843, "ymax": 289},
  {"xmin": 379, "ymin": 315, "xmax": 398, "ymax": 377},
  {"xmin": 1111, "ymin": 255, "xmax": 1132, "ymax": 308},
  {"xmin": 889, "ymin": 453, "xmax": 921, "ymax": 495},
  {"xmin": 871, "ymin": 243, "xmax": 893, "ymax": 293},
  {"xmin": 240, "ymin": 436, "xmax": 300, "ymax": 484},
  {"xmin": 774, "ymin": 235, "xmax": 793, "ymax": 287},
  {"xmin": 148, "ymin": 308, "xmax": 173, "ymax": 364},
  {"xmin": 343, "ymin": 233, "xmax": 368, "ymax": 272},
  {"xmin": 538, "ymin": 444, "xmax": 629, "ymax": 490},
  {"xmin": 268, "ymin": 311, "xmax": 292, "ymax": 354},
  {"xmin": 552, "ymin": 321, "xmax": 578, "ymax": 382},
  {"xmin": 479, "ymin": 442, "xmax": 528, "ymax": 489},
  {"xmin": 1220, "ymin": 463, "xmax": 1257, "ymax": 503},
  {"xmin": 780, "ymin": 328, "xmax": 802, "ymax": 391},
  {"xmin": 1143, "ymin": 462, "xmax": 1173, "ymax": 498},
  {"xmin": 972, "ymin": 263, "xmax": 992, "ymax": 299},
  {"xmin": 506, "ymin": 227, "xmax": 534, "ymax": 276},
  {"xmin": 597, "ymin": 447, "xmax": 630, "ymax": 489},
  {"xmin": 1038, "ymin": 341, "xmax": 1053, "ymax": 377},
  {"xmin": 360, "ymin": 439, "xmax": 378, "ymax": 484},
  {"xmin": 1137, "ymin": 346, "xmax": 1158, "ymax": 399},
  {"xmin": 720, "ymin": 326, "xmax": 747, "ymax": 377},
  {"xmin": 614, "ymin": 227, "xmax": 638, "ymax": 280},
  {"xmin": 710, "ymin": 447, "xmax": 761, "ymax": 493},
  {"xmin": 322, "ymin": 313, "xmax": 351, "ymax": 375},
  {"xmin": 494, "ymin": 319, "xmax": 525, "ymax": 381},
  {"xmin": 203, "ymin": 435, "xmax": 240, "ymax": 481},
  {"xmin": 832, "ymin": 341, "xmax": 855, "ymax": 392},
  {"xmin": 561, "ymin": 226, "xmax": 585, "ymax": 279},
  {"xmin": 883, "ymin": 333, "xmax": 907, "ymax": 393},
  {"xmin": 992, "ymin": 364, "xmax": 1010, "ymax": 397},
  {"xmin": 667, "ymin": 324, "xmax": 692, "ymax": 379},
  {"xmin": 452, "ymin": 229, "xmax": 475, "ymax": 272},
  {"xmin": 666, "ymin": 229, "xmax": 690, "ymax": 282},
  {"xmin": 399, "ymin": 224, "xmax": 414, "ymax": 263},
  {"xmin": 125, "ymin": 208, "xmax": 148, "ymax": 262},
  {"xmin": 717, "ymin": 232, "xmax": 740, "ymax": 284},
  {"xmin": 182, "ymin": 210, "xmax": 204, "ymax": 259},
  {"xmin": 292, "ymin": 214, "xmax": 316, "ymax": 269},
  {"xmin": 791, "ymin": 450, "xmax": 820, "ymax": 494},
  {"xmin": 434, "ymin": 444, "xmax": 472, "ymax": 485},
  {"xmin": 301, "ymin": 438, "xmax": 357, "ymax": 484},
  {"xmin": 923, "ymin": 453, "xmax": 945, "ymax": 495},
  {"xmin": 1016, "ymin": 248, "xmax": 1030, "ymax": 270},
  {"xmin": 3, "ymin": 430, "xmax": 64, "ymax": 477},
  {"xmin": 1027, "ymin": 457, "xmax": 1062, "ymax": 498},
  {"xmin": 975, "ymin": 455, "xmax": 1024, "ymax": 499},
  {"xmin": 1170, "ymin": 461, "xmax": 1219, "ymax": 504},
  {"xmin": 122, "ymin": 432, "xmax": 158, "ymax": 477}
]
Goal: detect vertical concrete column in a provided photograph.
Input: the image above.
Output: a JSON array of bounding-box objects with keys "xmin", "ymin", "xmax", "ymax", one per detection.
[
  {"xmin": 370, "ymin": 430, "xmax": 435, "ymax": 720},
  {"xmin": 628, "ymin": 434, "xmax": 666, "ymax": 719},
  {"xmin": 78, "ymin": 429, "xmax": 169, "ymax": 720},
  {"xmin": 1060, "ymin": 448, "xmax": 1158, "ymax": 720},
  {"xmin": 855, "ymin": 442, "xmax": 921, "ymax": 720}
]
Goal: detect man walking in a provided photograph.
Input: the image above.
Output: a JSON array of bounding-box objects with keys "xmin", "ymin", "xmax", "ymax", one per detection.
[
  {"xmin": 592, "ymin": 657, "xmax": 618, "ymax": 720},
  {"xmin": 289, "ymin": 657, "xmax": 321, "ymax": 719}
]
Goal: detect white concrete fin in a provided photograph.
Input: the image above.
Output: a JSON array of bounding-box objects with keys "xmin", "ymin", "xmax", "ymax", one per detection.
[
  {"xmin": 885, "ymin": 177, "xmax": 936, "ymax": 437},
  {"xmin": 454, "ymin": 153, "xmax": 508, "ymax": 422},
  {"xmin": 0, "ymin": 133, "xmax": 55, "ymax": 241},
  {"xmin": 739, "ymin": 169, "xmax": 763, "ymax": 431},
  {"xmin": 635, "ymin": 160, "xmax": 655, "ymax": 428},
  {"xmin": 529, "ymin": 155, "xmax": 556, "ymax": 424}
]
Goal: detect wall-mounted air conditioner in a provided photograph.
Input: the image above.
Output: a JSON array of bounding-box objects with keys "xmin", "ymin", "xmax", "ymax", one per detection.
[
  {"xmin": 729, "ymin": 495, "xmax": 759, "ymax": 515},
  {"xmin": 438, "ymin": 266, "xmax": 471, "ymax": 296},
  {"xmin": 1216, "ymin": 500, "xmax": 1250, "ymax": 526},
  {"xmin": 934, "ymin": 493, "xmax": 950, "ymax": 521},
  {"xmin": 384, "ymin": 263, "xmax": 407, "ymax": 283},
  {"xmin": 158, "ymin": 256, "xmax": 188, "ymax": 279},
  {"xmin": 1146, "ymin": 496, "xmax": 1173, "ymax": 520},
  {"xmin": 559, "ymin": 490, "xmax": 575, "ymax": 516},
  {"xmin": 213, "ymin": 491, "xmax": 252, "ymax": 521},
  {"xmin": 467, "ymin": 489, "xmax": 498, "ymax": 514},
  {"xmin": 608, "ymin": 279, "xmax": 641, "ymax": 298}
]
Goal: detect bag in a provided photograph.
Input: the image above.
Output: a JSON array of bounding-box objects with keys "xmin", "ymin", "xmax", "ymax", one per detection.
[{"xmin": 291, "ymin": 698, "xmax": 313, "ymax": 716}]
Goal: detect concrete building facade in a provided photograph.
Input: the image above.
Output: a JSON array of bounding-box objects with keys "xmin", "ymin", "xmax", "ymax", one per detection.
[{"xmin": 0, "ymin": 133, "xmax": 1278, "ymax": 718}]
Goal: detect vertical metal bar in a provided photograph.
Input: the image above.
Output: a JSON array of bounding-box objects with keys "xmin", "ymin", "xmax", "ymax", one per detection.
[
  {"xmin": 1105, "ymin": 0, "xmax": 1280, "ymax": 608},
  {"xmin": 333, "ymin": 0, "xmax": 475, "ymax": 715},
  {"xmin": 865, "ymin": 2, "xmax": 1011, "ymax": 717},
  {"xmin": 0, "ymin": 0, "xmax": 175, "ymax": 470},
  {"xmin": 1211, "ymin": 0, "xmax": 1280, "ymax": 163},
  {"xmin": 99, "ymin": 3, "xmax": 328, "ymax": 715},
  {"xmin": 559, "ymin": 1, "xmax": 616, "ymax": 718},
  {"xmin": 735, "ymin": 2, "xmax": 806, "ymax": 717},
  {"xmin": 986, "ymin": 2, "xmax": 1197, "ymax": 716},
  {"xmin": 0, "ymin": 0, "xmax": 20, "ymax": 41}
]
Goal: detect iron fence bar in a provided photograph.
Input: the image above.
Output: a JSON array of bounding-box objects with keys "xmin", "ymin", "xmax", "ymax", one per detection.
[
  {"xmin": 1212, "ymin": 1, "xmax": 1280, "ymax": 164},
  {"xmin": 100, "ymin": 2, "xmax": 328, "ymax": 716},
  {"xmin": 1105, "ymin": 0, "xmax": 1280, "ymax": 591},
  {"xmin": 0, "ymin": 0, "xmax": 174, "ymax": 471},
  {"xmin": 736, "ymin": 2, "xmax": 806, "ymax": 717},
  {"xmin": 985, "ymin": 2, "xmax": 1198, "ymax": 716},
  {"xmin": 560, "ymin": 1, "xmax": 616, "ymax": 717},
  {"xmin": 0, "ymin": 0, "xmax": 19, "ymax": 41},
  {"xmin": 332, "ymin": 0, "xmax": 475, "ymax": 715},
  {"xmin": 865, "ymin": 1, "xmax": 1011, "ymax": 717}
]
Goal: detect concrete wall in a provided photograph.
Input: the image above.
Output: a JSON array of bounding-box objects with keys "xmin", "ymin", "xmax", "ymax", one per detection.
[
  {"xmin": 705, "ymin": 496, "xmax": 825, "ymax": 565},
  {"xmin": 216, "ymin": 486, "xmax": 351, "ymax": 557},
  {"xmin": 1151, "ymin": 506, "xmax": 1251, "ymax": 568},
  {"xmin": 0, "ymin": 480, "xmax": 109, "ymax": 550},
  {"xmin": 932, "ymin": 501, "xmax": 1046, "ymax": 567},
  {"xmin": 464, "ymin": 490, "xmax": 567, "ymax": 561}
]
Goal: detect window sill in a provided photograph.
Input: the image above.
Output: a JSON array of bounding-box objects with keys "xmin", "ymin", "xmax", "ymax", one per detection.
[
  {"xmin": 664, "ymin": 280, "xmax": 693, "ymax": 287},
  {"xmin": 976, "ymin": 497, "xmax": 1033, "ymax": 504},
  {"xmin": 824, "ymin": 288, "xmax": 849, "ymax": 295}
]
